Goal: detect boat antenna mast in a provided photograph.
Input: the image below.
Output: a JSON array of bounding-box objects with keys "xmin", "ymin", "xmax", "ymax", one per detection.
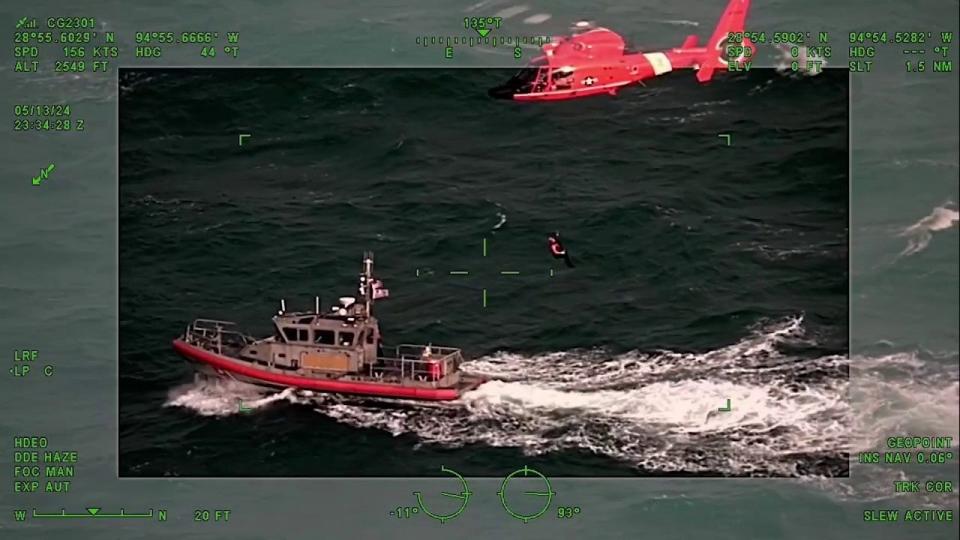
[{"xmin": 361, "ymin": 251, "xmax": 374, "ymax": 317}]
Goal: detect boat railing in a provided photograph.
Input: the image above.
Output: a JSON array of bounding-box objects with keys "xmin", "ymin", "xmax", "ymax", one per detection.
[
  {"xmin": 393, "ymin": 344, "xmax": 462, "ymax": 361},
  {"xmin": 192, "ymin": 318, "xmax": 238, "ymax": 327},
  {"xmin": 184, "ymin": 318, "xmax": 255, "ymax": 354},
  {"xmin": 373, "ymin": 345, "xmax": 464, "ymax": 383}
]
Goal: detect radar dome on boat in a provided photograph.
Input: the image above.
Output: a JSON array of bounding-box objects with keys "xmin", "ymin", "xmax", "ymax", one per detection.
[{"xmin": 339, "ymin": 297, "xmax": 356, "ymax": 308}]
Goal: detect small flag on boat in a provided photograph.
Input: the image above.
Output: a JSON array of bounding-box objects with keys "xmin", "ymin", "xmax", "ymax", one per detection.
[{"xmin": 371, "ymin": 280, "xmax": 390, "ymax": 299}]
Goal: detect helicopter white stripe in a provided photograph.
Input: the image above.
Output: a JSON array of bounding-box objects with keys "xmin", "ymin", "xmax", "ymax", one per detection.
[{"xmin": 643, "ymin": 52, "xmax": 673, "ymax": 75}]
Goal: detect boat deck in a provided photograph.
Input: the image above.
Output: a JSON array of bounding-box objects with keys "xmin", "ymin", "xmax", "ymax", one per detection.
[{"xmin": 175, "ymin": 319, "xmax": 484, "ymax": 400}]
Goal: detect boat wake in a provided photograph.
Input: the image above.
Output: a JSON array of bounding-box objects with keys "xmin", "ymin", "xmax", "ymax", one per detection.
[
  {"xmin": 167, "ymin": 316, "xmax": 856, "ymax": 476},
  {"xmin": 307, "ymin": 316, "xmax": 851, "ymax": 477},
  {"xmin": 817, "ymin": 350, "xmax": 958, "ymax": 508},
  {"xmin": 896, "ymin": 201, "xmax": 959, "ymax": 258},
  {"xmin": 164, "ymin": 315, "xmax": 958, "ymax": 493},
  {"xmin": 165, "ymin": 378, "xmax": 296, "ymax": 417}
]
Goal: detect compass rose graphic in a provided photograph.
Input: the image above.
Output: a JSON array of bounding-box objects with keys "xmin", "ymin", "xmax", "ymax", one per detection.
[
  {"xmin": 497, "ymin": 466, "xmax": 556, "ymax": 523},
  {"xmin": 413, "ymin": 466, "xmax": 473, "ymax": 524}
]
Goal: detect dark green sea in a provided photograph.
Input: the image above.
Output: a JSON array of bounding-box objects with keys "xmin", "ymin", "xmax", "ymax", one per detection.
[{"xmin": 119, "ymin": 68, "xmax": 850, "ymax": 477}]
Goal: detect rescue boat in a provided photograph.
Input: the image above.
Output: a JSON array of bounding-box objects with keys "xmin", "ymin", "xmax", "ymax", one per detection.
[{"xmin": 172, "ymin": 252, "xmax": 485, "ymax": 401}]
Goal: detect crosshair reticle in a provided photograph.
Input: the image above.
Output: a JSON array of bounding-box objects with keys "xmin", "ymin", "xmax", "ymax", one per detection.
[
  {"xmin": 413, "ymin": 466, "xmax": 472, "ymax": 524},
  {"xmin": 497, "ymin": 466, "xmax": 556, "ymax": 523},
  {"xmin": 416, "ymin": 237, "xmax": 562, "ymax": 308}
]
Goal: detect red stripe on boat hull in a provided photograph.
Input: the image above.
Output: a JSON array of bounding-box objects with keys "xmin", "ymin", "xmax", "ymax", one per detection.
[{"xmin": 172, "ymin": 339, "xmax": 466, "ymax": 401}]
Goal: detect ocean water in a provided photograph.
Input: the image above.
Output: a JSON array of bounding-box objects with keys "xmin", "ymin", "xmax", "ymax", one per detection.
[{"xmin": 119, "ymin": 68, "xmax": 850, "ymax": 477}]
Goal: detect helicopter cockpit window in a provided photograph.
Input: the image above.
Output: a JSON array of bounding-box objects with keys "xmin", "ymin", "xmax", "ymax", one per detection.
[
  {"xmin": 506, "ymin": 58, "xmax": 547, "ymax": 87},
  {"xmin": 551, "ymin": 67, "xmax": 575, "ymax": 89},
  {"xmin": 509, "ymin": 67, "xmax": 539, "ymax": 86}
]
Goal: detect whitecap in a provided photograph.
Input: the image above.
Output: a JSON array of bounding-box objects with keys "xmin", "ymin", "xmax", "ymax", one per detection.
[{"xmin": 896, "ymin": 201, "xmax": 959, "ymax": 257}]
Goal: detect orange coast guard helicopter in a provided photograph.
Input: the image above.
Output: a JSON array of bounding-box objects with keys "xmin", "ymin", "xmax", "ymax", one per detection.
[{"xmin": 488, "ymin": 0, "xmax": 755, "ymax": 101}]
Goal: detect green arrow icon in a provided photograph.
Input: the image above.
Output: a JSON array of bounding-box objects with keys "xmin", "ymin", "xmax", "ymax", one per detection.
[
  {"xmin": 476, "ymin": 28, "xmax": 491, "ymax": 38},
  {"xmin": 32, "ymin": 163, "xmax": 56, "ymax": 186},
  {"xmin": 86, "ymin": 507, "xmax": 101, "ymax": 516}
]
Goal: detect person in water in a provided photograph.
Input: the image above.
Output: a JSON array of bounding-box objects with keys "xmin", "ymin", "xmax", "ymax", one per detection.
[{"xmin": 548, "ymin": 232, "xmax": 575, "ymax": 268}]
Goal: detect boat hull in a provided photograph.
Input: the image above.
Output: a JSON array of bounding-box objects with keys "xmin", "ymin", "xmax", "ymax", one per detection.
[{"xmin": 172, "ymin": 339, "xmax": 483, "ymax": 401}]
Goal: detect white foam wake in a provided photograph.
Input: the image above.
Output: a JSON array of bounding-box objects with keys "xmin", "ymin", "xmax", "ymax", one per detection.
[
  {"xmin": 164, "ymin": 378, "xmax": 297, "ymax": 417},
  {"xmin": 462, "ymin": 377, "xmax": 843, "ymax": 439},
  {"xmin": 163, "ymin": 322, "xmax": 959, "ymax": 495},
  {"xmin": 464, "ymin": 315, "xmax": 811, "ymax": 391},
  {"xmin": 812, "ymin": 351, "xmax": 959, "ymax": 507},
  {"xmin": 897, "ymin": 201, "xmax": 959, "ymax": 257},
  {"xmin": 849, "ymin": 351, "xmax": 959, "ymax": 453},
  {"xmin": 165, "ymin": 316, "xmax": 853, "ymax": 476}
]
